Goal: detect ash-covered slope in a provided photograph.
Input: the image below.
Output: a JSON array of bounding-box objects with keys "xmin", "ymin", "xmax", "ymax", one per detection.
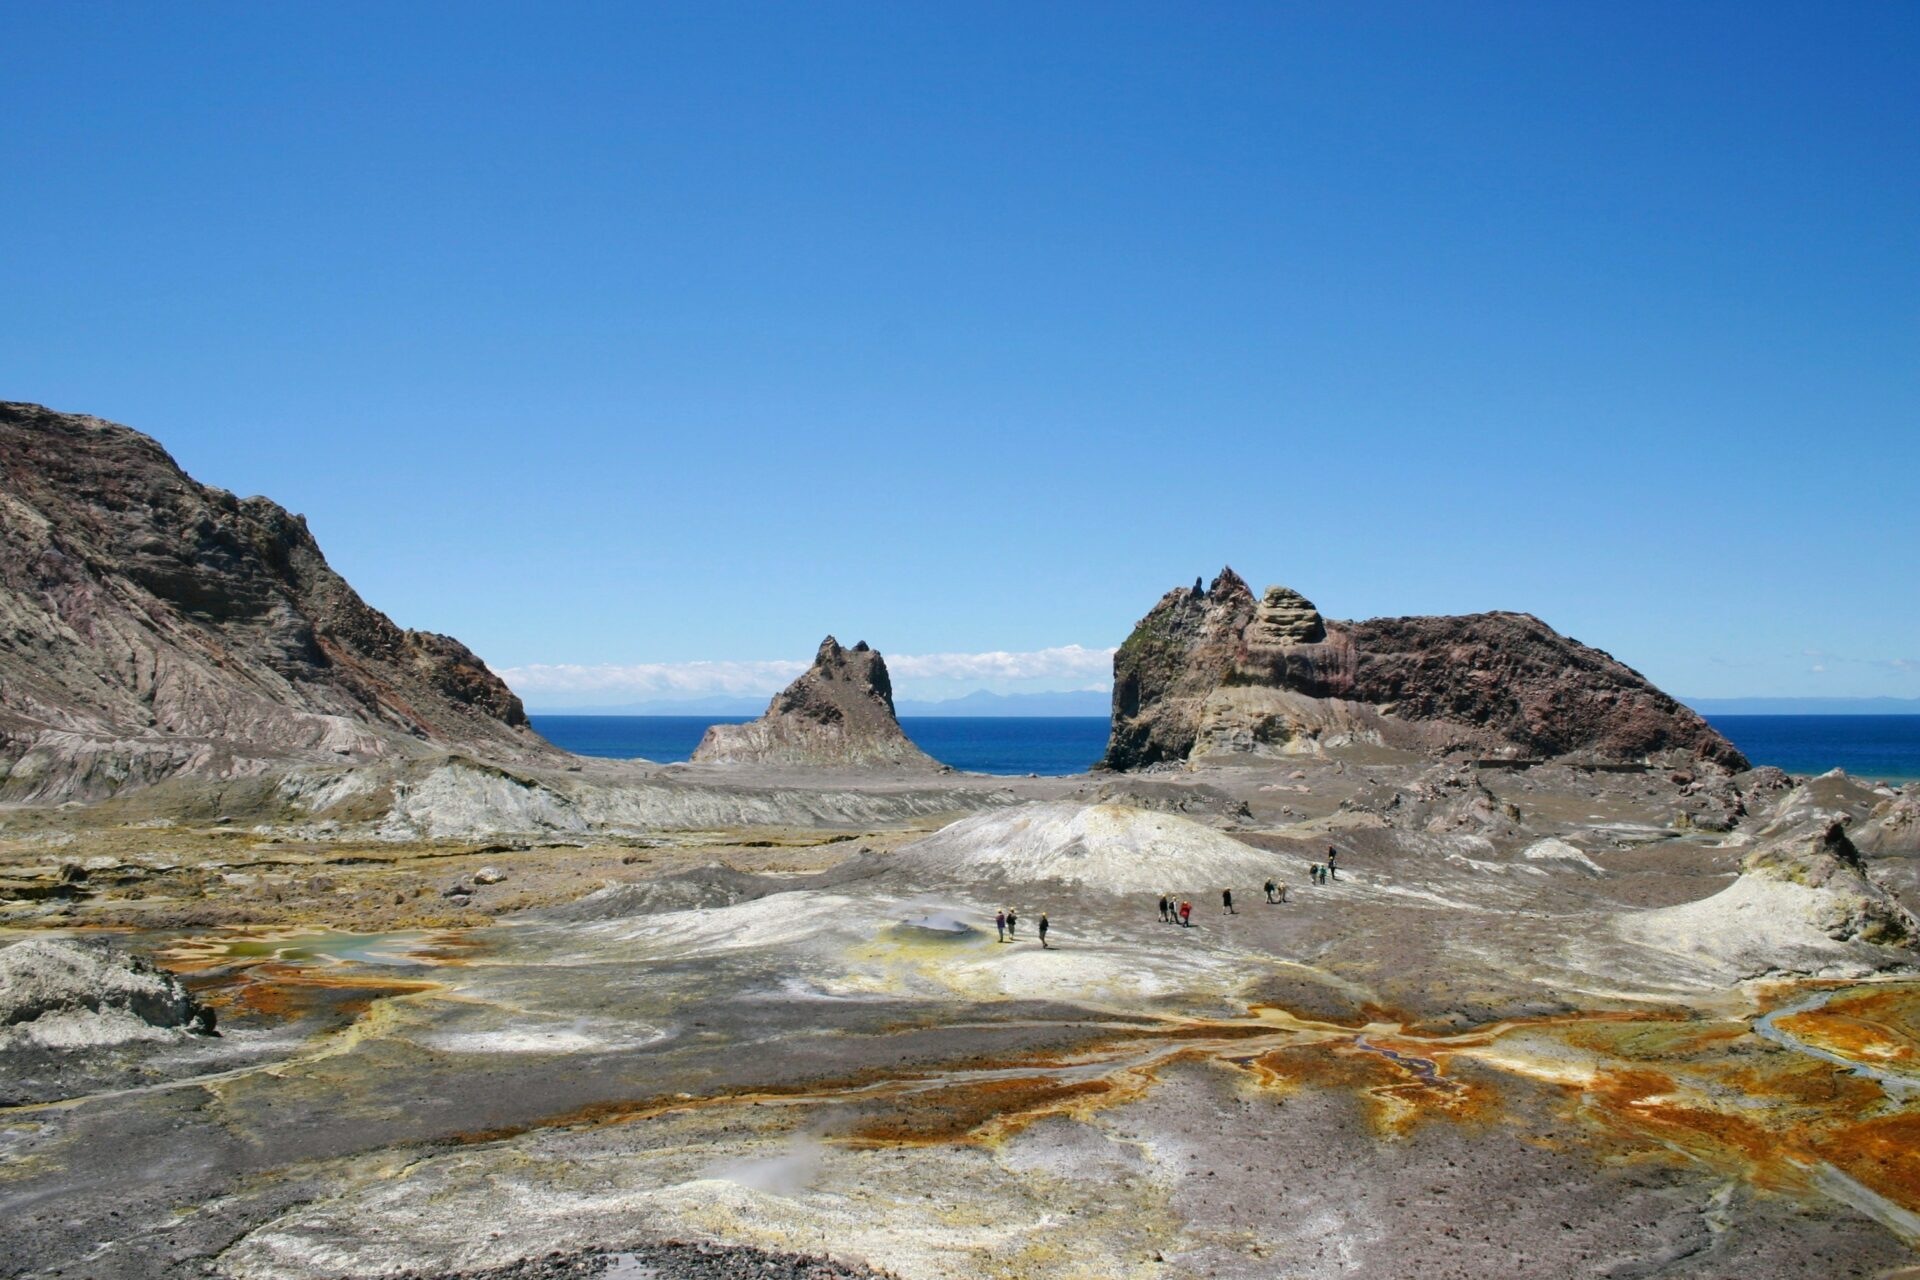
[
  {"xmin": 1104, "ymin": 568, "xmax": 1747, "ymax": 772},
  {"xmin": 692, "ymin": 636, "xmax": 939, "ymax": 769},
  {"xmin": 0, "ymin": 401, "xmax": 554, "ymax": 800}
]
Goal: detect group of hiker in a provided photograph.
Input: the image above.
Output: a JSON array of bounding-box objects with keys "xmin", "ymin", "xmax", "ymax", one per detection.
[
  {"xmin": 993, "ymin": 907, "xmax": 1050, "ymax": 948},
  {"xmin": 987, "ymin": 846, "xmax": 1346, "ymax": 948},
  {"xmin": 1157, "ymin": 846, "xmax": 1344, "ymax": 926}
]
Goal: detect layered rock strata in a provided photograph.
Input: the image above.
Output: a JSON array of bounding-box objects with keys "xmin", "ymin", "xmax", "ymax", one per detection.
[
  {"xmin": 0, "ymin": 402, "xmax": 553, "ymax": 801},
  {"xmin": 691, "ymin": 636, "xmax": 939, "ymax": 769},
  {"xmin": 1104, "ymin": 568, "xmax": 1748, "ymax": 772}
]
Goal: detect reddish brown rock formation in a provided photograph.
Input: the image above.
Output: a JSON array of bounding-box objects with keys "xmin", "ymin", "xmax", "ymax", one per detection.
[
  {"xmin": 1103, "ymin": 568, "xmax": 1748, "ymax": 772},
  {"xmin": 692, "ymin": 636, "xmax": 939, "ymax": 769},
  {"xmin": 0, "ymin": 401, "xmax": 555, "ymax": 800}
]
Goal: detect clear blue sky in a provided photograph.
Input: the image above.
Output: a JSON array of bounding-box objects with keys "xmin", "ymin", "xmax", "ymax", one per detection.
[{"xmin": 3, "ymin": 2, "xmax": 1914, "ymax": 703}]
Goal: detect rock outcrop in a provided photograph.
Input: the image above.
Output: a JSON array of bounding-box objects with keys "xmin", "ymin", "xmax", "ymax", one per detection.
[
  {"xmin": 0, "ymin": 402, "xmax": 554, "ymax": 801},
  {"xmin": 1618, "ymin": 821, "xmax": 1918, "ymax": 979},
  {"xmin": 1104, "ymin": 568, "xmax": 1748, "ymax": 772},
  {"xmin": 0, "ymin": 938, "xmax": 216, "ymax": 1045},
  {"xmin": 691, "ymin": 637, "xmax": 939, "ymax": 770}
]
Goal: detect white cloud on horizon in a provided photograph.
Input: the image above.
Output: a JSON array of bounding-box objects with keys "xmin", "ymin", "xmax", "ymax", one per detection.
[
  {"xmin": 884, "ymin": 644, "xmax": 1114, "ymax": 682},
  {"xmin": 500, "ymin": 643, "xmax": 1118, "ymax": 705}
]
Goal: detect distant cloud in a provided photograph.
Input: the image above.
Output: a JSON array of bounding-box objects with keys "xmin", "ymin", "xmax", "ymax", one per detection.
[
  {"xmin": 501, "ymin": 659, "xmax": 808, "ymax": 698},
  {"xmin": 1787, "ymin": 650, "xmax": 1919, "ymax": 678},
  {"xmin": 500, "ymin": 644, "xmax": 1118, "ymax": 703},
  {"xmin": 885, "ymin": 644, "xmax": 1116, "ymax": 682}
]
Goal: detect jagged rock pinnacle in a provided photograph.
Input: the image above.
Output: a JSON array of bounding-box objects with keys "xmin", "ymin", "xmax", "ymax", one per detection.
[{"xmin": 692, "ymin": 636, "xmax": 939, "ymax": 769}]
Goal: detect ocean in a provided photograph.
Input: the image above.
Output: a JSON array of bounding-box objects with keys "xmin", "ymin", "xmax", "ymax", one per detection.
[
  {"xmin": 530, "ymin": 715, "xmax": 1115, "ymax": 776},
  {"xmin": 1704, "ymin": 715, "xmax": 1920, "ymax": 783},
  {"xmin": 530, "ymin": 713, "xmax": 1920, "ymax": 782}
]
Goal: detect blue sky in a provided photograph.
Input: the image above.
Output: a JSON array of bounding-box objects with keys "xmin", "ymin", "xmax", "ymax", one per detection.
[{"xmin": 2, "ymin": 3, "xmax": 1914, "ymax": 706}]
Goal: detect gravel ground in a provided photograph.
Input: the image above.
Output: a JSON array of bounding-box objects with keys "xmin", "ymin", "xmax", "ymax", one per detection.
[{"xmin": 392, "ymin": 1241, "xmax": 894, "ymax": 1279}]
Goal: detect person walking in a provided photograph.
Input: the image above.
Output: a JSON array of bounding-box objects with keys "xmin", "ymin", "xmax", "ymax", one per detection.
[
  {"xmin": 1158, "ymin": 894, "xmax": 1170, "ymax": 923},
  {"xmin": 1326, "ymin": 847, "xmax": 1339, "ymax": 880},
  {"xmin": 1006, "ymin": 907, "xmax": 1018, "ymax": 938},
  {"xmin": 995, "ymin": 909, "xmax": 1006, "ymax": 943},
  {"xmin": 1274, "ymin": 880, "xmax": 1289, "ymax": 903},
  {"xmin": 1179, "ymin": 899, "xmax": 1192, "ymax": 927},
  {"xmin": 1038, "ymin": 913, "xmax": 1051, "ymax": 949},
  {"xmin": 1222, "ymin": 888, "xmax": 1235, "ymax": 914},
  {"xmin": 1264, "ymin": 878, "xmax": 1277, "ymax": 904}
]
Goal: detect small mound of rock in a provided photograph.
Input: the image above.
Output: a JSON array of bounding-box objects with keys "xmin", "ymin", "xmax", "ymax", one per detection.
[
  {"xmin": 536, "ymin": 864, "xmax": 777, "ymax": 922},
  {"xmin": 1618, "ymin": 821, "xmax": 1919, "ymax": 980},
  {"xmin": 390, "ymin": 1240, "xmax": 893, "ymax": 1279},
  {"xmin": 0, "ymin": 938, "xmax": 215, "ymax": 1048},
  {"xmin": 894, "ymin": 801, "xmax": 1278, "ymax": 893}
]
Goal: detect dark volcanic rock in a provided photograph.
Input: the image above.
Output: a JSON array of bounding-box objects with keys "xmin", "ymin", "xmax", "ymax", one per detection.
[
  {"xmin": 0, "ymin": 402, "xmax": 555, "ymax": 801},
  {"xmin": 1103, "ymin": 568, "xmax": 1747, "ymax": 772},
  {"xmin": 692, "ymin": 636, "xmax": 940, "ymax": 769}
]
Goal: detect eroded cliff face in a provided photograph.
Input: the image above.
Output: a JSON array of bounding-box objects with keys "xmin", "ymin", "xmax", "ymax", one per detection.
[
  {"xmin": 691, "ymin": 636, "xmax": 940, "ymax": 769},
  {"xmin": 0, "ymin": 402, "xmax": 554, "ymax": 800},
  {"xmin": 1103, "ymin": 568, "xmax": 1748, "ymax": 772}
]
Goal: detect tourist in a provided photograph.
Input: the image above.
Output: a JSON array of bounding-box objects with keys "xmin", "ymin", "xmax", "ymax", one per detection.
[
  {"xmin": 1264, "ymin": 878, "xmax": 1277, "ymax": 903},
  {"xmin": 1179, "ymin": 900, "xmax": 1192, "ymax": 927},
  {"xmin": 995, "ymin": 909, "xmax": 1006, "ymax": 943},
  {"xmin": 1006, "ymin": 907, "xmax": 1018, "ymax": 938},
  {"xmin": 1158, "ymin": 894, "xmax": 1170, "ymax": 923},
  {"xmin": 1038, "ymin": 913, "xmax": 1050, "ymax": 949},
  {"xmin": 1222, "ymin": 888, "xmax": 1235, "ymax": 914},
  {"xmin": 1274, "ymin": 881, "xmax": 1289, "ymax": 903},
  {"xmin": 1327, "ymin": 847, "xmax": 1339, "ymax": 880}
]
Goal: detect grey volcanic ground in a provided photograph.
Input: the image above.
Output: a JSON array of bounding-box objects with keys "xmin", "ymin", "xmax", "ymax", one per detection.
[{"xmin": 4, "ymin": 754, "xmax": 1920, "ymax": 1280}]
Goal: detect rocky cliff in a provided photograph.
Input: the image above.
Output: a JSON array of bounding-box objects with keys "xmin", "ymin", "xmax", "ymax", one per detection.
[
  {"xmin": 691, "ymin": 637, "xmax": 940, "ymax": 769},
  {"xmin": 1103, "ymin": 568, "xmax": 1748, "ymax": 772},
  {"xmin": 0, "ymin": 402, "xmax": 554, "ymax": 800}
]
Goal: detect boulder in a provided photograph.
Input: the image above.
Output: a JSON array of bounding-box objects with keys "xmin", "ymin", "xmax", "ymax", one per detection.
[{"xmin": 0, "ymin": 938, "xmax": 215, "ymax": 1045}]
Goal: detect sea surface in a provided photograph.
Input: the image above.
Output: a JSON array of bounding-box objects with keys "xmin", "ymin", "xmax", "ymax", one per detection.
[
  {"xmin": 530, "ymin": 713, "xmax": 1920, "ymax": 781},
  {"xmin": 1704, "ymin": 715, "xmax": 1920, "ymax": 783},
  {"xmin": 530, "ymin": 715, "xmax": 1114, "ymax": 776}
]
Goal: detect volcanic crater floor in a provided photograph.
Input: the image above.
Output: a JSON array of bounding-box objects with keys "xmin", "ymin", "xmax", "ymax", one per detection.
[{"xmin": 3, "ymin": 761, "xmax": 1919, "ymax": 1279}]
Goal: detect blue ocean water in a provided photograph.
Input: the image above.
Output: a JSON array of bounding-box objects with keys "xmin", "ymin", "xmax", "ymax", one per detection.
[
  {"xmin": 1705, "ymin": 715, "xmax": 1920, "ymax": 782},
  {"xmin": 530, "ymin": 715, "xmax": 1110, "ymax": 776},
  {"xmin": 530, "ymin": 714, "xmax": 1920, "ymax": 781}
]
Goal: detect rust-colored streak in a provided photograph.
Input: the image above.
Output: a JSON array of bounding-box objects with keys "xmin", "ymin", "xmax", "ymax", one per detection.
[
  {"xmin": 418, "ymin": 983, "xmax": 1920, "ymax": 1231},
  {"xmin": 1777, "ymin": 989, "xmax": 1920, "ymax": 1073},
  {"xmin": 1813, "ymin": 1114, "xmax": 1920, "ymax": 1211},
  {"xmin": 186, "ymin": 962, "xmax": 436, "ymax": 1022},
  {"xmin": 844, "ymin": 1076, "xmax": 1115, "ymax": 1146}
]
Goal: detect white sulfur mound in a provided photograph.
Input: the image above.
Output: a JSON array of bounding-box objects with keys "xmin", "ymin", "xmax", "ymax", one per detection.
[
  {"xmin": 1617, "ymin": 822, "xmax": 1918, "ymax": 981},
  {"xmin": 1521, "ymin": 838, "xmax": 1605, "ymax": 876},
  {"xmin": 893, "ymin": 802, "xmax": 1280, "ymax": 894}
]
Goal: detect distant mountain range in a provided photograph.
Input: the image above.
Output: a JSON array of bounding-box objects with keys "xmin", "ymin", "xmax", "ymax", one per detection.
[
  {"xmin": 528, "ymin": 689, "xmax": 1115, "ymax": 718},
  {"xmin": 1684, "ymin": 697, "xmax": 1920, "ymax": 716}
]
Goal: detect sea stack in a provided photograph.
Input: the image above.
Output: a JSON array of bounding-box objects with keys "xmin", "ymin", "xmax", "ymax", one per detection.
[
  {"xmin": 1103, "ymin": 568, "xmax": 1748, "ymax": 772},
  {"xmin": 691, "ymin": 636, "xmax": 940, "ymax": 769},
  {"xmin": 0, "ymin": 402, "xmax": 554, "ymax": 802}
]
